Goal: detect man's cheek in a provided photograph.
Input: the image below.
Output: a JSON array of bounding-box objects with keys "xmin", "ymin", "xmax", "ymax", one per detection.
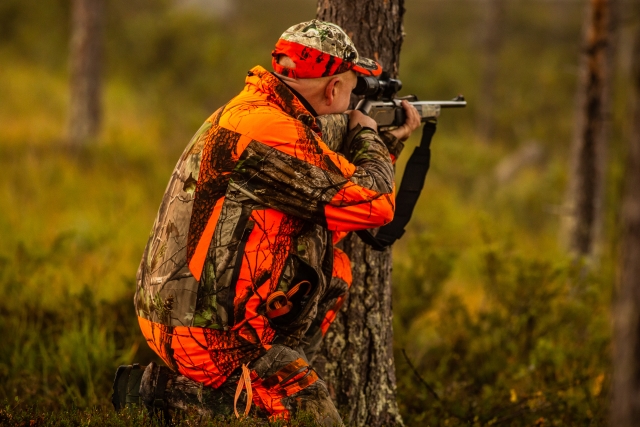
[{"xmin": 340, "ymin": 95, "xmax": 350, "ymax": 112}]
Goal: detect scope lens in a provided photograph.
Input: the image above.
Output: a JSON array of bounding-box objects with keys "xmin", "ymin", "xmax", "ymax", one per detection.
[
  {"xmin": 353, "ymin": 76, "xmax": 379, "ymax": 96},
  {"xmin": 389, "ymin": 79, "xmax": 402, "ymax": 93}
]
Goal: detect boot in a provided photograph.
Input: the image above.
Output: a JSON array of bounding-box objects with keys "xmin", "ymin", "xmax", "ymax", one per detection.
[
  {"xmin": 139, "ymin": 362, "xmax": 237, "ymax": 418},
  {"xmin": 112, "ymin": 363, "xmax": 146, "ymax": 410}
]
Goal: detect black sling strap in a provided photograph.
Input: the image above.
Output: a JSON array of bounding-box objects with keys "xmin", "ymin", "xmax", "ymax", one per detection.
[{"xmin": 356, "ymin": 121, "xmax": 437, "ymax": 251}]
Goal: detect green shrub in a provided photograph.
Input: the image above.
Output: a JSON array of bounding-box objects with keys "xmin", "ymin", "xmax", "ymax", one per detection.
[{"xmin": 394, "ymin": 236, "xmax": 611, "ymax": 426}]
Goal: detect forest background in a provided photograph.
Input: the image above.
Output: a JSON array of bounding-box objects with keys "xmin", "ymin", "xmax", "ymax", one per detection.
[{"xmin": 0, "ymin": 0, "xmax": 636, "ymax": 425}]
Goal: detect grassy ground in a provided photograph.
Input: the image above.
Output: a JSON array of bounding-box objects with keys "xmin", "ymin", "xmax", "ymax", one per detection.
[{"xmin": 0, "ymin": 405, "xmax": 323, "ymax": 426}]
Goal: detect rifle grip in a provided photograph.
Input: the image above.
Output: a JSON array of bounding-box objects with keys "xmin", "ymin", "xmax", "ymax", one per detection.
[{"xmin": 394, "ymin": 108, "xmax": 406, "ymax": 127}]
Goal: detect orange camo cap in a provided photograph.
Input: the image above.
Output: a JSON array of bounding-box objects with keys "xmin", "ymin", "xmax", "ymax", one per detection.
[{"xmin": 271, "ymin": 19, "xmax": 383, "ymax": 79}]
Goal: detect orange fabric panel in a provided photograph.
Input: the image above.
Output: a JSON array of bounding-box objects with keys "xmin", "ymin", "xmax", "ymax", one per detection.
[
  {"xmin": 234, "ymin": 209, "xmax": 291, "ymax": 346},
  {"xmin": 219, "ymin": 92, "xmax": 356, "ymax": 180},
  {"xmin": 138, "ymin": 316, "xmax": 173, "ymax": 368},
  {"xmin": 249, "ymin": 358, "xmax": 319, "ymax": 421},
  {"xmin": 170, "ymin": 325, "xmax": 263, "ymax": 389},
  {"xmin": 220, "ymin": 109, "xmax": 299, "ymax": 149},
  {"xmin": 332, "ymin": 231, "xmax": 349, "ymax": 244},
  {"xmin": 189, "ymin": 197, "xmax": 225, "ymax": 281},
  {"xmin": 218, "ymin": 100, "xmax": 329, "ymax": 170},
  {"xmin": 325, "ymin": 183, "xmax": 395, "ymax": 231},
  {"xmin": 332, "ymin": 247, "xmax": 352, "ymax": 285},
  {"xmin": 171, "ymin": 327, "xmax": 223, "ymax": 387},
  {"xmin": 320, "ymin": 247, "xmax": 353, "ymax": 336},
  {"xmin": 233, "ymin": 133, "xmax": 255, "ymax": 158},
  {"xmin": 251, "ymin": 382, "xmax": 289, "ymax": 420},
  {"xmin": 139, "ymin": 317, "xmax": 267, "ymax": 389}
]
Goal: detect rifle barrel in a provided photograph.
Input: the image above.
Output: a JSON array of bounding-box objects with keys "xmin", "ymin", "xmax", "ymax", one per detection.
[{"xmin": 411, "ymin": 100, "xmax": 467, "ymax": 108}]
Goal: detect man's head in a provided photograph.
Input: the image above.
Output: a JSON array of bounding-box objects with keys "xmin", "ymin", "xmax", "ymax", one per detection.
[{"xmin": 271, "ymin": 20, "xmax": 382, "ymax": 115}]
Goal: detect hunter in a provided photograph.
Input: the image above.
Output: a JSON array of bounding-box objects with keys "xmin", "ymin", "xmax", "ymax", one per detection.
[{"xmin": 132, "ymin": 19, "xmax": 420, "ymax": 426}]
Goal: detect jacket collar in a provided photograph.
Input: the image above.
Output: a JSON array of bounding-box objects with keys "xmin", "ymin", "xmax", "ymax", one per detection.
[
  {"xmin": 272, "ymin": 73, "xmax": 319, "ymax": 118},
  {"xmin": 245, "ymin": 66, "xmax": 319, "ymax": 132}
]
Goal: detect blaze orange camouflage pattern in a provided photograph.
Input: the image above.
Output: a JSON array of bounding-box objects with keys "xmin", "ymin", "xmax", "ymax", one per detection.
[{"xmin": 135, "ymin": 65, "xmax": 397, "ymax": 419}]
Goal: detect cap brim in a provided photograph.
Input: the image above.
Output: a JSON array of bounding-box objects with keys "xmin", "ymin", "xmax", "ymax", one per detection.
[{"xmin": 352, "ymin": 57, "xmax": 382, "ymax": 77}]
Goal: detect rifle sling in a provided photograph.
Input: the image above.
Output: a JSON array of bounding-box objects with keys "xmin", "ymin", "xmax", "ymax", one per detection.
[{"xmin": 356, "ymin": 121, "xmax": 436, "ymax": 251}]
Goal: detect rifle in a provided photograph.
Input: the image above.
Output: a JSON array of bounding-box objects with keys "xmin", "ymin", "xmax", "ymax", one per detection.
[
  {"xmin": 352, "ymin": 75, "xmax": 466, "ymax": 128},
  {"xmin": 316, "ymin": 74, "xmax": 467, "ymax": 250},
  {"xmin": 316, "ymin": 75, "xmax": 466, "ymax": 150}
]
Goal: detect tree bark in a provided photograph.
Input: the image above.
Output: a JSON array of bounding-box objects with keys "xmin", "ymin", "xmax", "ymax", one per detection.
[
  {"xmin": 477, "ymin": 0, "xmax": 505, "ymax": 144},
  {"xmin": 611, "ymin": 16, "xmax": 640, "ymax": 427},
  {"xmin": 562, "ymin": 0, "xmax": 615, "ymax": 259},
  {"xmin": 67, "ymin": 0, "xmax": 104, "ymax": 146},
  {"xmin": 314, "ymin": 2, "xmax": 405, "ymax": 426}
]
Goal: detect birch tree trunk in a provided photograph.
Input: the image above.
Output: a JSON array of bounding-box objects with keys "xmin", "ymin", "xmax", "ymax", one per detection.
[
  {"xmin": 67, "ymin": 0, "xmax": 104, "ymax": 146},
  {"xmin": 611, "ymin": 17, "xmax": 640, "ymax": 427},
  {"xmin": 314, "ymin": 2, "xmax": 405, "ymax": 426},
  {"xmin": 562, "ymin": 0, "xmax": 615, "ymax": 259}
]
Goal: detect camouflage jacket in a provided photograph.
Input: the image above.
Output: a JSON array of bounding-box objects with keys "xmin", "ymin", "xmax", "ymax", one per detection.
[{"xmin": 135, "ymin": 65, "xmax": 395, "ymax": 387}]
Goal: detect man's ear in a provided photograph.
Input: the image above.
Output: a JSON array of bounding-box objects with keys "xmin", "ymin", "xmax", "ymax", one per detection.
[{"xmin": 324, "ymin": 77, "xmax": 340, "ymax": 106}]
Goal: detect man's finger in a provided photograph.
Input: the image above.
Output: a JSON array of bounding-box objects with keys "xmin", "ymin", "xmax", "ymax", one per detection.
[{"xmin": 402, "ymin": 101, "xmax": 421, "ymax": 131}]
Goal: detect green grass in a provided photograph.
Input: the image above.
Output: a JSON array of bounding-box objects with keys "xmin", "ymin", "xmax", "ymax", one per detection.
[{"xmin": 0, "ymin": 404, "xmax": 323, "ymax": 426}]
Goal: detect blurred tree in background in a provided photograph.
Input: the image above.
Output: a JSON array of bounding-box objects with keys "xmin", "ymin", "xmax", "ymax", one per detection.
[
  {"xmin": 67, "ymin": 0, "xmax": 104, "ymax": 146},
  {"xmin": 611, "ymin": 4, "xmax": 640, "ymax": 425},
  {"xmin": 561, "ymin": 0, "xmax": 616, "ymax": 261},
  {"xmin": 0, "ymin": 0, "xmax": 636, "ymax": 425},
  {"xmin": 476, "ymin": 0, "xmax": 505, "ymax": 144}
]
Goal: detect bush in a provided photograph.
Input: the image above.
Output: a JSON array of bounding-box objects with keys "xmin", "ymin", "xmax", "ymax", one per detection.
[{"xmin": 394, "ymin": 235, "xmax": 611, "ymax": 426}]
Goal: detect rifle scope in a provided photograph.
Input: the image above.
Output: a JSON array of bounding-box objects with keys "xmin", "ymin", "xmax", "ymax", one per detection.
[{"xmin": 353, "ymin": 76, "xmax": 402, "ymax": 100}]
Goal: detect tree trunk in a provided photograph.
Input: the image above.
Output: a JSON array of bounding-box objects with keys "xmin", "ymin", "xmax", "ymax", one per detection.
[
  {"xmin": 314, "ymin": 2, "xmax": 405, "ymax": 426},
  {"xmin": 477, "ymin": 0, "xmax": 505, "ymax": 144},
  {"xmin": 67, "ymin": 0, "xmax": 104, "ymax": 146},
  {"xmin": 611, "ymin": 16, "xmax": 640, "ymax": 427},
  {"xmin": 561, "ymin": 0, "xmax": 615, "ymax": 259}
]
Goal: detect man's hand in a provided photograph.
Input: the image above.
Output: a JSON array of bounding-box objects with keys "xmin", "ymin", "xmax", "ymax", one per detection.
[
  {"xmin": 387, "ymin": 100, "xmax": 421, "ymax": 141},
  {"xmin": 347, "ymin": 109, "xmax": 378, "ymax": 132}
]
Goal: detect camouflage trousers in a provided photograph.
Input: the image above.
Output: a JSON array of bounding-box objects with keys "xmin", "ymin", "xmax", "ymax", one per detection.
[{"xmin": 133, "ymin": 342, "xmax": 343, "ymax": 427}]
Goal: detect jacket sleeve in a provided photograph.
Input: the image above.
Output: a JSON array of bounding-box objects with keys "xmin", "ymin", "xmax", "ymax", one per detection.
[{"xmin": 226, "ymin": 114, "xmax": 395, "ymax": 232}]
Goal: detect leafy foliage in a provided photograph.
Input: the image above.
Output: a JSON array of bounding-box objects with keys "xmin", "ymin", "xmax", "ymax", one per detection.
[{"xmin": 394, "ymin": 237, "xmax": 611, "ymax": 425}]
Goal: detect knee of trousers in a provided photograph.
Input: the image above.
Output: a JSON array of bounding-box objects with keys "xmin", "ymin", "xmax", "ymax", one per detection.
[{"xmin": 244, "ymin": 345, "xmax": 337, "ymax": 422}]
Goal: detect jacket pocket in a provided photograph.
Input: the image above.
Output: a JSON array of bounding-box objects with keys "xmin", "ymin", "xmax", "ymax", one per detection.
[{"xmin": 265, "ymin": 255, "xmax": 320, "ymax": 329}]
